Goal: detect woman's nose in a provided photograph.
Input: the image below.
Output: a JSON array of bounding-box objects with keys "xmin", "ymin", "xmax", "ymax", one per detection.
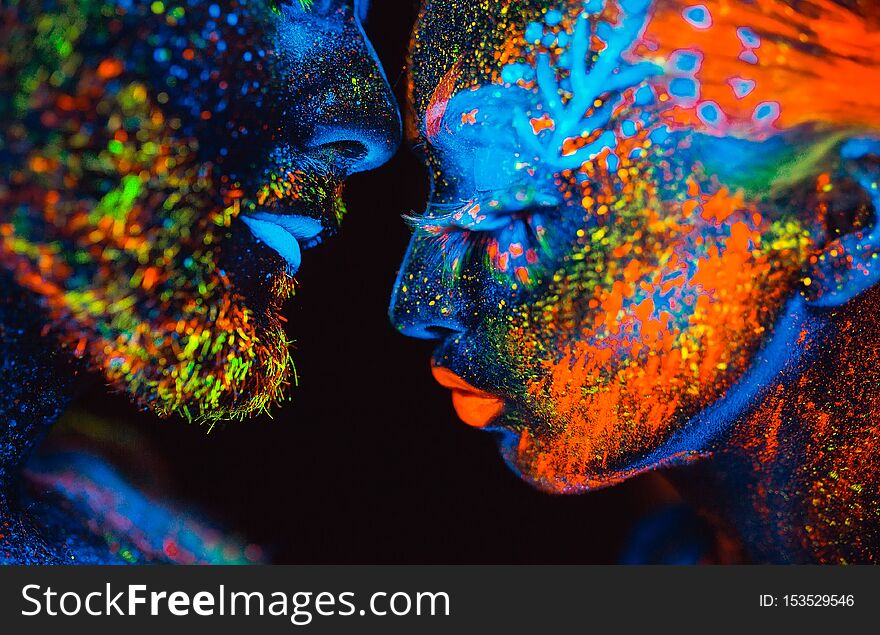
[
  {"xmin": 388, "ymin": 238, "xmax": 466, "ymax": 340},
  {"xmin": 276, "ymin": 8, "xmax": 401, "ymax": 174}
]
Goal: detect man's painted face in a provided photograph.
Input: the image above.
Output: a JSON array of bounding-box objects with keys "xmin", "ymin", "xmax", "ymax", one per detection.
[
  {"xmin": 391, "ymin": 0, "xmax": 880, "ymax": 492},
  {"xmin": 1, "ymin": 0, "xmax": 400, "ymax": 420}
]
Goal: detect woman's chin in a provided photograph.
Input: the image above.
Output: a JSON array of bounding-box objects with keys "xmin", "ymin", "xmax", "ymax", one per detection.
[{"xmin": 493, "ymin": 417, "xmax": 695, "ymax": 495}]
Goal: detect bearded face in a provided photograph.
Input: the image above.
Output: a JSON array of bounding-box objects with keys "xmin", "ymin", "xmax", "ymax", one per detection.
[
  {"xmin": 0, "ymin": 0, "xmax": 400, "ymax": 421},
  {"xmin": 391, "ymin": 0, "xmax": 880, "ymax": 492}
]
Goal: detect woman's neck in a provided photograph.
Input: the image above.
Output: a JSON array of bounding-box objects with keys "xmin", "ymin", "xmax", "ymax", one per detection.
[{"xmin": 677, "ymin": 295, "xmax": 880, "ymax": 563}]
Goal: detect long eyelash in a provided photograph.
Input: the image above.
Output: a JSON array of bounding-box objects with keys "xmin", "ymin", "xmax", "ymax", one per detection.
[
  {"xmin": 403, "ymin": 199, "xmax": 477, "ymax": 236},
  {"xmin": 270, "ymin": 0, "xmax": 314, "ymax": 13},
  {"xmin": 401, "ymin": 200, "xmax": 486, "ymax": 275},
  {"xmin": 405, "ymin": 199, "xmax": 552, "ymax": 280}
]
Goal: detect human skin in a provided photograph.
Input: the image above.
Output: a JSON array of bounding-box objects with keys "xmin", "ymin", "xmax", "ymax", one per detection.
[
  {"xmin": 391, "ymin": 0, "xmax": 880, "ymax": 562},
  {"xmin": 0, "ymin": 0, "xmax": 400, "ymax": 562}
]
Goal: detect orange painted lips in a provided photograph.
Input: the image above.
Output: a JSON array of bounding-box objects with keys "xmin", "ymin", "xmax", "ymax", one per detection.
[{"xmin": 431, "ymin": 365, "xmax": 504, "ymax": 428}]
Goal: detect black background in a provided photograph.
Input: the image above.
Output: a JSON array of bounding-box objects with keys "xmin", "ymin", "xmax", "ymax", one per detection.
[{"xmin": 62, "ymin": 0, "xmax": 677, "ymax": 563}]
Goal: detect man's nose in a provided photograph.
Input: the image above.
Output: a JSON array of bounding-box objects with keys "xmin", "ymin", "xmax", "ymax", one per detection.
[
  {"xmin": 388, "ymin": 239, "xmax": 466, "ymax": 340},
  {"xmin": 278, "ymin": 12, "xmax": 401, "ymax": 174}
]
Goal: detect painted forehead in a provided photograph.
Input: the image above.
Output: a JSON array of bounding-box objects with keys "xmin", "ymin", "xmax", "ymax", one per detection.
[{"xmin": 409, "ymin": 0, "xmax": 880, "ymax": 143}]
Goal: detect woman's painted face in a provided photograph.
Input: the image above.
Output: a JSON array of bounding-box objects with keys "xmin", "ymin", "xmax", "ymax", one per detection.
[
  {"xmin": 391, "ymin": 0, "xmax": 880, "ymax": 492},
  {"xmin": 1, "ymin": 0, "xmax": 400, "ymax": 421}
]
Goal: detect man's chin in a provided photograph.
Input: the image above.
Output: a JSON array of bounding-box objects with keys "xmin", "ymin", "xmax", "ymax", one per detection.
[
  {"xmin": 145, "ymin": 221, "xmax": 300, "ymax": 423},
  {"xmin": 135, "ymin": 330, "xmax": 293, "ymax": 423},
  {"xmin": 98, "ymin": 277, "xmax": 295, "ymax": 424}
]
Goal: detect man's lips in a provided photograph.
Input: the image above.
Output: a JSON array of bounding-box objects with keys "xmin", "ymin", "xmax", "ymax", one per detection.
[
  {"xmin": 240, "ymin": 211, "xmax": 324, "ymax": 275},
  {"xmin": 430, "ymin": 365, "xmax": 504, "ymax": 428}
]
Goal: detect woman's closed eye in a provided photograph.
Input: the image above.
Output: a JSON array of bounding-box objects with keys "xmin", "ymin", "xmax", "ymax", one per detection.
[
  {"xmin": 406, "ymin": 186, "xmax": 564, "ymax": 282},
  {"xmin": 410, "ymin": 182, "xmax": 562, "ymax": 232}
]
